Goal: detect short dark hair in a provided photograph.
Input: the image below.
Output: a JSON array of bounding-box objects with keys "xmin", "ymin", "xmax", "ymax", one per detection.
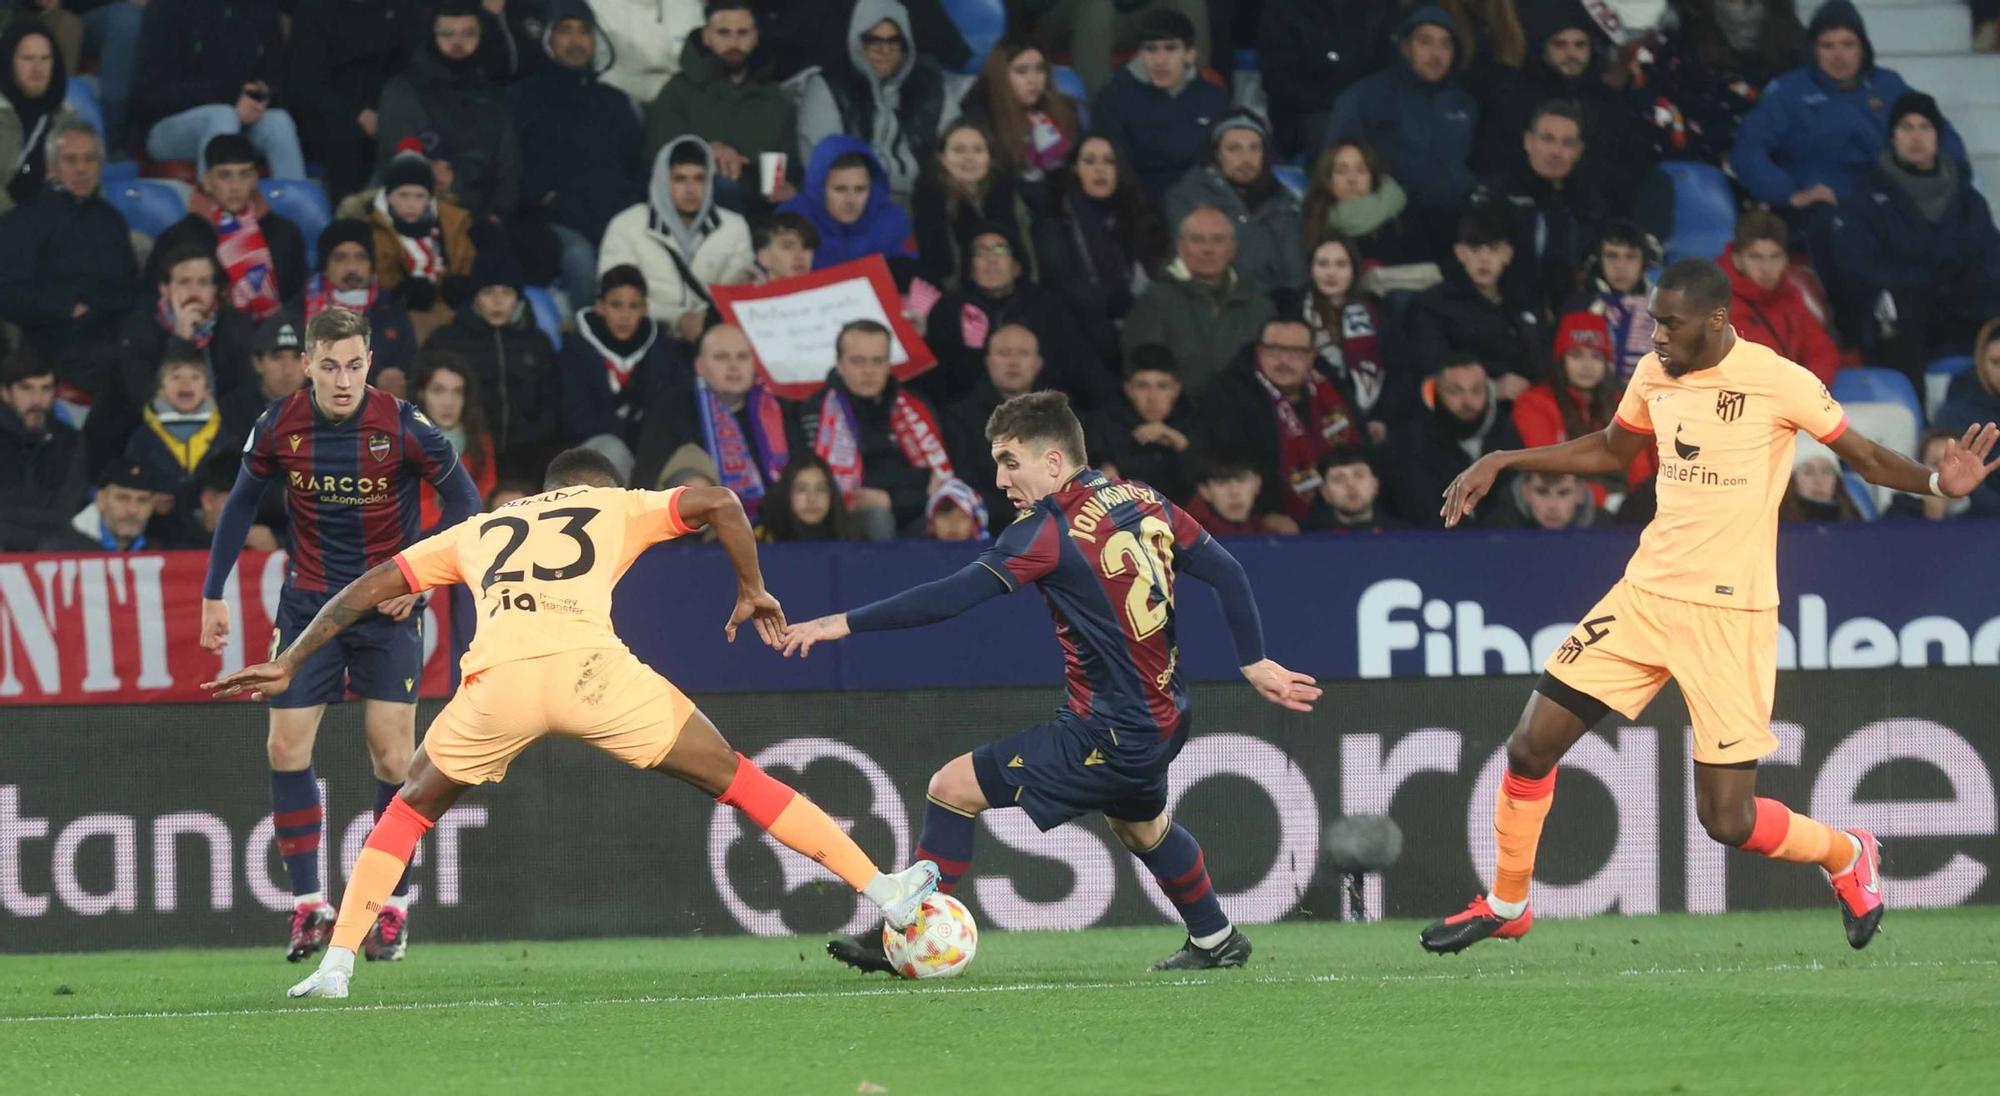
[
  {"xmin": 160, "ymin": 337, "xmax": 206, "ymax": 371},
  {"xmin": 1733, "ymin": 208, "xmax": 1788, "ymax": 251},
  {"xmin": 1260, "ymin": 316, "xmax": 1311, "ymax": 343},
  {"xmin": 753, "ymin": 211, "xmax": 820, "ymax": 252},
  {"xmin": 1457, "ymin": 207, "xmax": 1512, "ymax": 247},
  {"xmin": 156, "ymin": 245, "xmax": 220, "ymax": 287},
  {"xmin": 1439, "ymin": 353, "xmax": 1487, "ymax": 376},
  {"xmin": 1199, "ymin": 444, "xmax": 1259, "ymax": 483},
  {"xmin": 598, "ymin": 264, "xmax": 648, "ymax": 299},
  {"xmin": 1656, "ymin": 258, "xmax": 1732, "ymax": 315},
  {"xmin": 198, "ymin": 453, "xmax": 241, "ymax": 495},
  {"xmin": 544, "ymin": 446, "xmax": 625, "ymax": 490},
  {"xmin": 705, "ymin": 0, "xmax": 753, "ymax": 17},
  {"xmin": 1126, "ymin": 343, "xmax": 1179, "ymax": 379},
  {"xmin": 1135, "ymin": 7, "xmax": 1197, "ymax": 47},
  {"xmin": 1526, "ymin": 99, "xmax": 1584, "ymax": 135},
  {"xmin": 305, "ymin": 307, "xmax": 372, "ymax": 353},
  {"xmin": 835, "ymin": 318, "xmax": 891, "ymax": 360},
  {"xmin": 1, "ymin": 347, "xmax": 55, "ymax": 388},
  {"xmin": 1317, "ymin": 444, "xmax": 1373, "ymax": 476},
  {"xmin": 986, "ymin": 391, "xmax": 1087, "ymax": 467},
  {"xmin": 829, "ymin": 151, "xmax": 873, "ymax": 176}
]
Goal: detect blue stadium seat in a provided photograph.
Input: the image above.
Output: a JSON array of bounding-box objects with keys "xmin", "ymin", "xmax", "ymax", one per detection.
[
  {"xmin": 101, "ymin": 160, "xmax": 139, "ymax": 183},
  {"xmin": 1832, "ymin": 367, "xmax": 1923, "ymax": 512},
  {"xmin": 103, "ymin": 180, "xmax": 188, "ymax": 238},
  {"xmin": 941, "ymin": 0, "xmax": 1004, "ymax": 75},
  {"xmin": 65, "ymin": 79, "xmax": 104, "ymax": 139},
  {"xmin": 1924, "ymin": 355, "xmax": 1973, "ymax": 421},
  {"xmin": 1052, "ymin": 64, "xmax": 1085, "ymax": 103},
  {"xmin": 1273, "ymin": 165, "xmax": 1307, "ymax": 199},
  {"xmin": 259, "ymin": 179, "xmax": 333, "ymax": 265},
  {"xmin": 523, "ymin": 285, "xmax": 562, "ymax": 348},
  {"xmin": 1234, "ymin": 48, "xmax": 1260, "ymax": 72},
  {"xmin": 1657, "ymin": 162, "xmax": 1735, "ymax": 265},
  {"xmin": 1841, "ymin": 471, "xmax": 1879, "ymax": 520},
  {"xmin": 1832, "ymin": 367, "xmax": 1924, "ymax": 425}
]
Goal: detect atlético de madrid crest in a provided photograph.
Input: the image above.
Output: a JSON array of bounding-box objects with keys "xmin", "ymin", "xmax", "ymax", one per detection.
[{"xmin": 368, "ymin": 432, "xmax": 392, "ymax": 462}]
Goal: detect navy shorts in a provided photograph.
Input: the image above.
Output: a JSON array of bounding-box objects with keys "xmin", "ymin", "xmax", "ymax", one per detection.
[
  {"xmin": 971, "ymin": 709, "xmax": 1191, "ymax": 832},
  {"xmin": 267, "ymin": 586, "xmax": 424, "ymax": 709}
]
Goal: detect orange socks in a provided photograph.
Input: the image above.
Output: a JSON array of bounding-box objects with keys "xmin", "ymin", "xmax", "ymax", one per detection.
[
  {"xmin": 1740, "ymin": 797, "xmax": 1857, "ymax": 874},
  {"xmin": 1492, "ymin": 768, "xmax": 1557, "ymax": 908},
  {"xmin": 330, "ymin": 797, "xmax": 434, "ymax": 953},
  {"xmin": 717, "ymin": 754, "xmax": 880, "ymax": 890}
]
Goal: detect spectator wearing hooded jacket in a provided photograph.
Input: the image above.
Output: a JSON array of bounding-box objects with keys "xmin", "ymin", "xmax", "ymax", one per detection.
[
  {"xmin": 594, "ymin": 0, "xmax": 704, "ymax": 105},
  {"xmin": 422, "ymin": 247, "xmax": 560, "ymax": 474},
  {"xmin": 1719, "ymin": 210, "xmax": 1839, "ymax": 385},
  {"xmin": 1831, "ymin": 91, "xmax": 2000, "ymax": 388},
  {"xmin": 598, "ymin": 136, "xmax": 755, "ymax": 340},
  {"xmin": 643, "ymin": 1, "xmax": 798, "ymax": 208},
  {"xmin": 1324, "ymin": 6, "xmax": 1479, "ymax": 230},
  {"xmin": 511, "ymin": 0, "xmax": 646, "ymax": 313},
  {"xmin": 1735, "ymin": 1, "xmax": 1967, "ymax": 214},
  {"xmin": 136, "ymin": 0, "xmax": 303, "ymax": 179},
  {"xmin": 558, "ymin": 263, "xmax": 686, "ymax": 445},
  {"xmin": 1478, "ymin": 10, "xmax": 1653, "ymax": 214},
  {"xmin": 285, "ymin": 0, "xmax": 422, "ymax": 207},
  {"xmin": 1089, "ymin": 8, "xmax": 1230, "ymax": 203},
  {"xmin": 1163, "ymin": 108, "xmax": 1304, "ymax": 298},
  {"xmin": 147, "ymin": 134, "xmax": 308, "ymax": 321},
  {"xmin": 795, "ymin": 0, "xmax": 949, "ymax": 209},
  {"xmin": 1, "ymin": 17, "xmax": 74, "ymax": 211},
  {"xmin": 376, "ymin": 2, "xmax": 521, "ymax": 224},
  {"xmin": 776, "ymin": 134, "xmax": 914, "ymax": 271}
]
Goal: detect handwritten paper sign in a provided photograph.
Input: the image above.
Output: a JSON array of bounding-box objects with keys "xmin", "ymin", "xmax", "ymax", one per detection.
[{"xmin": 710, "ymin": 255, "xmax": 934, "ymax": 400}]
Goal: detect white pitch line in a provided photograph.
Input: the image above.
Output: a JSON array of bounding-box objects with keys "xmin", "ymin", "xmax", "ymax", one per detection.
[{"xmin": 3, "ymin": 957, "xmax": 1992, "ymax": 1025}]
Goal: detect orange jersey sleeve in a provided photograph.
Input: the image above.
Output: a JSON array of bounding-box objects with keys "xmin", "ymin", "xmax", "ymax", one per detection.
[
  {"xmin": 394, "ymin": 526, "xmax": 465, "ymax": 593},
  {"xmin": 617, "ymin": 488, "xmax": 693, "ymax": 570},
  {"xmin": 1772, "ymin": 363, "xmax": 1849, "ymax": 443},
  {"xmin": 1613, "ymin": 355, "xmax": 1660, "ymax": 434}
]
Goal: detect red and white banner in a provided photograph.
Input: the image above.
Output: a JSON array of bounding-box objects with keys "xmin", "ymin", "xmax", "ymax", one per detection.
[
  {"xmin": 0, "ymin": 551, "xmax": 453, "ymax": 706},
  {"xmin": 710, "ymin": 255, "xmax": 935, "ymax": 401}
]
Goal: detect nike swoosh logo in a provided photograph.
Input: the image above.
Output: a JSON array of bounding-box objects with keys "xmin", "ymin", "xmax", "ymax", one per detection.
[{"xmin": 1717, "ymin": 738, "xmax": 1744, "ymax": 750}]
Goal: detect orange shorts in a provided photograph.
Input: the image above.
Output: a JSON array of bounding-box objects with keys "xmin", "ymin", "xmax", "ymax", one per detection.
[
  {"xmin": 1543, "ymin": 580, "xmax": 1778, "ymax": 766},
  {"xmin": 421, "ymin": 648, "xmax": 696, "ymax": 785}
]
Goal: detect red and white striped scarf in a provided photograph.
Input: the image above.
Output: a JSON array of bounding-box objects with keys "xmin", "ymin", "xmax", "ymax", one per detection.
[
  {"xmin": 813, "ymin": 386, "xmax": 953, "ymax": 505},
  {"xmin": 214, "ymin": 207, "xmax": 283, "ymax": 319}
]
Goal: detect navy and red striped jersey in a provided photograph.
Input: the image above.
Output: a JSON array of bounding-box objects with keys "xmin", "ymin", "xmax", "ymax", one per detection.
[
  {"xmin": 975, "ymin": 469, "xmax": 1210, "ymax": 738},
  {"xmin": 242, "ymin": 386, "xmax": 460, "ymax": 593}
]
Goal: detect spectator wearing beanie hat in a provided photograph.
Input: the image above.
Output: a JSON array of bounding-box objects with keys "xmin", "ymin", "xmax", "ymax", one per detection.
[
  {"xmin": 1832, "ymin": 90, "xmax": 2000, "ymax": 387},
  {"xmin": 39, "ymin": 459, "xmax": 161, "ymax": 552},
  {"xmin": 599, "ymin": 135, "xmax": 755, "ymax": 339},
  {"xmin": 925, "ymin": 475, "xmax": 988, "ymax": 541},
  {"xmin": 422, "ymin": 247, "xmax": 560, "ymax": 473},
  {"xmin": 147, "ymin": 133, "xmax": 309, "ymax": 320},
  {"xmin": 1511, "ymin": 310, "xmax": 1654, "ymax": 508},
  {"xmin": 1162, "ymin": 108, "xmax": 1304, "ymax": 297},
  {"xmin": 292, "ymin": 219, "xmax": 419, "ymax": 376},
  {"xmin": 364, "ymin": 139, "xmax": 478, "ymax": 341}
]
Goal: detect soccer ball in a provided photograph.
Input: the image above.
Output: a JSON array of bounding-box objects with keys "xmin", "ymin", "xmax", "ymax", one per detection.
[{"xmin": 882, "ymin": 893, "xmax": 978, "ymax": 979}]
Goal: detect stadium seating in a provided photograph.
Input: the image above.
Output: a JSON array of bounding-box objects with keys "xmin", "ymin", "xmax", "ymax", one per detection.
[
  {"xmin": 1832, "ymin": 367, "xmax": 1923, "ymax": 512},
  {"xmin": 1657, "ymin": 162, "xmax": 1735, "ymax": 265},
  {"xmin": 1052, "ymin": 64, "xmax": 1085, "ymax": 103},
  {"xmin": 1273, "ymin": 165, "xmax": 1307, "ymax": 200},
  {"xmin": 103, "ymin": 180, "xmax": 188, "ymax": 238},
  {"xmin": 1925, "ymin": 355, "xmax": 1974, "ymax": 421},
  {"xmin": 259, "ymin": 179, "xmax": 334, "ymax": 265},
  {"xmin": 1841, "ymin": 470, "xmax": 1879, "ymax": 520},
  {"xmin": 65, "ymin": 78, "xmax": 105, "ymax": 138},
  {"xmin": 523, "ymin": 285, "xmax": 563, "ymax": 348},
  {"xmin": 941, "ymin": 0, "xmax": 1004, "ymax": 75}
]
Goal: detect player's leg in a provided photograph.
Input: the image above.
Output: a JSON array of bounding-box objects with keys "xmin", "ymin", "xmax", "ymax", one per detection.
[
  {"xmin": 651, "ymin": 706, "xmax": 939, "ymax": 925},
  {"xmin": 289, "ymin": 746, "xmax": 470, "ymax": 999},
  {"xmin": 267, "ymin": 704, "xmax": 333, "ymax": 961},
  {"xmin": 359, "ymin": 698, "xmax": 419, "ymax": 960},
  {"xmin": 1680, "ymin": 605, "xmax": 1879, "ymax": 948},
  {"xmin": 1107, "ymin": 810, "xmax": 1250, "ymax": 970}
]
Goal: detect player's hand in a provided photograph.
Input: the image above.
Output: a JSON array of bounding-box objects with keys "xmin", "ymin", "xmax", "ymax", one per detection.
[
  {"xmin": 779, "ymin": 614, "xmax": 850, "ymax": 659},
  {"xmin": 202, "ymin": 661, "xmax": 293, "ymax": 702},
  {"xmin": 1241, "ymin": 659, "xmax": 1321, "ymax": 713},
  {"xmin": 377, "ymin": 593, "xmax": 423, "ymax": 622},
  {"xmin": 727, "ymin": 587, "xmax": 786, "ymax": 645},
  {"xmin": 1936, "ymin": 422, "xmax": 2000, "ymax": 497},
  {"xmin": 1440, "ymin": 454, "xmax": 1503, "ymax": 528},
  {"xmin": 200, "ymin": 598, "xmax": 232, "ymax": 652}
]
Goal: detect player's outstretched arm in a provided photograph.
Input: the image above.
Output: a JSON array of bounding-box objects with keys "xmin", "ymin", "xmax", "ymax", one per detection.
[
  {"xmin": 674, "ymin": 485, "xmax": 786, "ymax": 646},
  {"xmin": 778, "ymin": 563, "xmax": 1009, "ymax": 658},
  {"xmin": 1441, "ymin": 423, "xmax": 1650, "ymax": 528},
  {"xmin": 202, "ymin": 560, "xmax": 412, "ymax": 700},
  {"xmin": 1178, "ymin": 535, "xmax": 1323, "ymax": 713},
  {"xmin": 198, "ymin": 465, "xmax": 273, "ymax": 651},
  {"xmin": 1834, "ymin": 422, "xmax": 2000, "ymax": 499}
]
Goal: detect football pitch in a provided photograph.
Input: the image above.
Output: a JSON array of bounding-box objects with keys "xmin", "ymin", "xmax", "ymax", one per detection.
[{"xmin": 4, "ymin": 909, "xmax": 1995, "ymax": 1095}]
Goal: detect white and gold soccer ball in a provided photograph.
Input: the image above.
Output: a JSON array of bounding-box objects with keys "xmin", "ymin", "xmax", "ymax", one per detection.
[{"xmin": 882, "ymin": 893, "xmax": 978, "ymax": 979}]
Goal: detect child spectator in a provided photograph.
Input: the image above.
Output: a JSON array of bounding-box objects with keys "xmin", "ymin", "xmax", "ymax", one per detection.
[
  {"xmin": 1511, "ymin": 311, "xmax": 1655, "ymax": 509},
  {"xmin": 559, "ymin": 265, "xmax": 682, "ymax": 446},
  {"xmin": 1720, "ymin": 210, "xmax": 1839, "ymax": 384},
  {"xmin": 751, "ymin": 213, "xmax": 819, "ymax": 283},
  {"xmin": 124, "ymin": 338, "xmax": 233, "ymax": 510},
  {"xmin": 925, "ymin": 476, "xmax": 988, "ymax": 542},
  {"xmin": 422, "ymin": 248, "xmax": 560, "ymax": 475},
  {"xmin": 365, "ymin": 141, "xmax": 477, "ymax": 342},
  {"xmin": 759, "ymin": 455, "xmax": 855, "ymax": 542}
]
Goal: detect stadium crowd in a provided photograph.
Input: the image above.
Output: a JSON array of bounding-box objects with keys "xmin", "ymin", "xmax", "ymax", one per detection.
[{"xmin": 3, "ymin": 0, "xmax": 1999, "ymax": 556}]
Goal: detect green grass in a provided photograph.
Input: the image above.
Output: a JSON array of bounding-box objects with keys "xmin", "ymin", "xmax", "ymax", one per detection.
[{"xmin": 4, "ymin": 910, "xmax": 1997, "ymax": 1095}]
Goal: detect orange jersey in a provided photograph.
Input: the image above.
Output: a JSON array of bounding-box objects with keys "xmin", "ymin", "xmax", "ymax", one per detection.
[
  {"xmin": 393, "ymin": 486, "xmax": 692, "ymax": 678},
  {"xmin": 1612, "ymin": 332, "xmax": 1847, "ymax": 610}
]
